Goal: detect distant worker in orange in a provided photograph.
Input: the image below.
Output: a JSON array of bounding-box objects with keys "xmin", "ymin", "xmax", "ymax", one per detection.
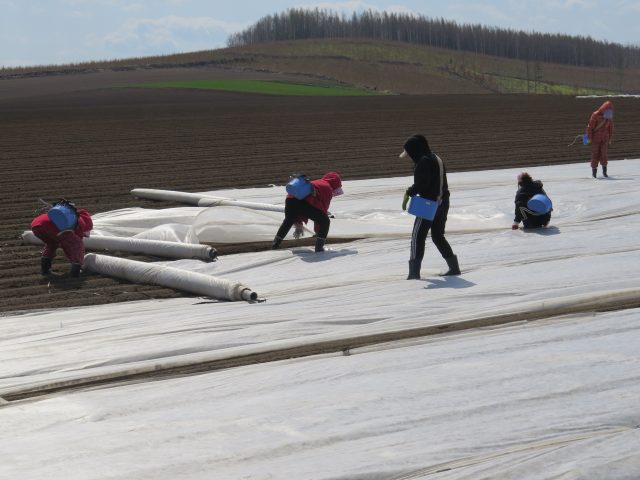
[{"xmin": 585, "ymin": 100, "xmax": 614, "ymax": 178}]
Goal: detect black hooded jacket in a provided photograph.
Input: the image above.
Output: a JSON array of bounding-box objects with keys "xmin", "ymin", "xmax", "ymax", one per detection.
[
  {"xmin": 403, "ymin": 135, "xmax": 450, "ymax": 202},
  {"xmin": 514, "ymin": 180, "xmax": 547, "ymax": 223}
]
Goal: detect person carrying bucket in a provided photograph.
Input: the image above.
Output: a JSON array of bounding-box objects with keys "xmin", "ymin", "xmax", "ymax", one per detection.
[
  {"xmin": 272, "ymin": 171, "xmax": 343, "ymax": 252},
  {"xmin": 511, "ymin": 172, "xmax": 552, "ymax": 230},
  {"xmin": 31, "ymin": 199, "xmax": 93, "ymax": 277},
  {"xmin": 400, "ymin": 134, "xmax": 460, "ymax": 280},
  {"xmin": 585, "ymin": 100, "xmax": 614, "ymax": 178}
]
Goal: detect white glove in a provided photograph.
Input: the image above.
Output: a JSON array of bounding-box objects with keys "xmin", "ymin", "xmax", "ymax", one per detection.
[{"xmin": 293, "ymin": 223, "xmax": 305, "ymax": 239}]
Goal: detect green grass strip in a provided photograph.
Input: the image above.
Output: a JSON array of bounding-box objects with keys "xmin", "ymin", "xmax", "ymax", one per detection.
[{"xmin": 132, "ymin": 79, "xmax": 379, "ymax": 96}]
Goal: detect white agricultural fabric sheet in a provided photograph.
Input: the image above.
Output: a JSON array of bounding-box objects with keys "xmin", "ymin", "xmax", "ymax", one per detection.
[{"xmin": 1, "ymin": 159, "xmax": 639, "ymax": 479}]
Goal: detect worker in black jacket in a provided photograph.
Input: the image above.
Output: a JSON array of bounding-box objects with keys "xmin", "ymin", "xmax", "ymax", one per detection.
[
  {"xmin": 512, "ymin": 172, "xmax": 552, "ymax": 229},
  {"xmin": 400, "ymin": 134, "xmax": 460, "ymax": 280}
]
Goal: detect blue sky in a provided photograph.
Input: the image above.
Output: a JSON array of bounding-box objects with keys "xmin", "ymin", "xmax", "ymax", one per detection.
[{"xmin": 2, "ymin": 0, "xmax": 639, "ymax": 68}]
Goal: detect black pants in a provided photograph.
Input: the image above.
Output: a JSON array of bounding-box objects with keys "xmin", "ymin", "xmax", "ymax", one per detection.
[
  {"xmin": 276, "ymin": 197, "xmax": 330, "ymax": 240},
  {"xmin": 410, "ymin": 198, "xmax": 454, "ymax": 262},
  {"xmin": 519, "ymin": 207, "xmax": 551, "ymax": 229}
]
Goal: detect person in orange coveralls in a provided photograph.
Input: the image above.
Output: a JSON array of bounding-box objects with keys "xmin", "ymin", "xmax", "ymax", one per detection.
[
  {"xmin": 586, "ymin": 100, "xmax": 614, "ymax": 178},
  {"xmin": 272, "ymin": 172, "xmax": 343, "ymax": 252},
  {"xmin": 31, "ymin": 199, "xmax": 93, "ymax": 277}
]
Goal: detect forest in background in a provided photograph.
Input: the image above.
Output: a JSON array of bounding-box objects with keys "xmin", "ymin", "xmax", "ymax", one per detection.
[{"xmin": 227, "ymin": 8, "xmax": 640, "ymax": 70}]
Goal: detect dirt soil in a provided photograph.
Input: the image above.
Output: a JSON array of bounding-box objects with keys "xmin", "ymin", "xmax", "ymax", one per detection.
[{"xmin": 2, "ymin": 69, "xmax": 639, "ymax": 313}]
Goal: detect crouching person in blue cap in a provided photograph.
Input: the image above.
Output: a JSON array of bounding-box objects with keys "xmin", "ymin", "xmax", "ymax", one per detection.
[
  {"xmin": 400, "ymin": 134, "xmax": 460, "ymax": 280},
  {"xmin": 512, "ymin": 172, "xmax": 552, "ymax": 230},
  {"xmin": 31, "ymin": 199, "xmax": 93, "ymax": 277}
]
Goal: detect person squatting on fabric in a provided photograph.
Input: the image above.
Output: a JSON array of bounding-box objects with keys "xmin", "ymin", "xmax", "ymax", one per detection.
[
  {"xmin": 512, "ymin": 172, "xmax": 552, "ymax": 230},
  {"xmin": 272, "ymin": 172, "xmax": 343, "ymax": 253},
  {"xmin": 586, "ymin": 100, "xmax": 614, "ymax": 178},
  {"xmin": 31, "ymin": 199, "xmax": 93, "ymax": 277},
  {"xmin": 400, "ymin": 134, "xmax": 460, "ymax": 280}
]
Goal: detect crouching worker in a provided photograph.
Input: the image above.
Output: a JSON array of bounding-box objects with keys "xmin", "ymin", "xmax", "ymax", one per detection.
[
  {"xmin": 31, "ymin": 199, "xmax": 93, "ymax": 277},
  {"xmin": 272, "ymin": 171, "xmax": 343, "ymax": 252},
  {"xmin": 512, "ymin": 172, "xmax": 552, "ymax": 230}
]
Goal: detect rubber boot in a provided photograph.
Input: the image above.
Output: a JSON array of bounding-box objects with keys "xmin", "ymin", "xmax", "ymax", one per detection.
[
  {"xmin": 407, "ymin": 260, "xmax": 421, "ymax": 280},
  {"xmin": 592, "ymin": 167, "xmax": 597, "ymax": 178},
  {"xmin": 271, "ymin": 236, "xmax": 283, "ymax": 250},
  {"xmin": 41, "ymin": 257, "xmax": 52, "ymax": 275},
  {"xmin": 440, "ymin": 255, "xmax": 461, "ymax": 276},
  {"xmin": 315, "ymin": 237, "xmax": 326, "ymax": 252},
  {"xmin": 70, "ymin": 263, "xmax": 82, "ymax": 278},
  {"xmin": 603, "ymin": 166, "xmax": 608, "ymax": 178}
]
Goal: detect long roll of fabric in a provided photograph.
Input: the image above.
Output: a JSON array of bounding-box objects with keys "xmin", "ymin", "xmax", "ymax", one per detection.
[
  {"xmin": 131, "ymin": 188, "xmax": 284, "ymax": 213},
  {"xmin": 83, "ymin": 254, "xmax": 257, "ymax": 302},
  {"xmin": 22, "ymin": 231, "xmax": 217, "ymax": 262}
]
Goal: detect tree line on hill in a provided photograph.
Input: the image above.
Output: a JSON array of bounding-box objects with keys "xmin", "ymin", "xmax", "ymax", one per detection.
[{"xmin": 227, "ymin": 9, "xmax": 640, "ymax": 69}]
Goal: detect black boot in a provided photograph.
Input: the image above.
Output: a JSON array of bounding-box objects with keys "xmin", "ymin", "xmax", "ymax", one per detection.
[
  {"xmin": 592, "ymin": 167, "xmax": 597, "ymax": 178},
  {"xmin": 407, "ymin": 260, "xmax": 421, "ymax": 280},
  {"xmin": 440, "ymin": 255, "xmax": 461, "ymax": 276},
  {"xmin": 315, "ymin": 237, "xmax": 326, "ymax": 252},
  {"xmin": 70, "ymin": 263, "xmax": 81, "ymax": 278},
  {"xmin": 271, "ymin": 236, "xmax": 283, "ymax": 250},
  {"xmin": 40, "ymin": 257, "xmax": 52, "ymax": 275},
  {"xmin": 603, "ymin": 166, "xmax": 608, "ymax": 177}
]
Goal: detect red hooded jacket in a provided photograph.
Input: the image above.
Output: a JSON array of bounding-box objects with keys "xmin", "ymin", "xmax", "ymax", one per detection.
[
  {"xmin": 288, "ymin": 172, "xmax": 342, "ymax": 228},
  {"xmin": 586, "ymin": 100, "xmax": 614, "ymax": 144},
  {"xmin": 31, "ymin": 208, "xmax": 93, "ymax": 239}
]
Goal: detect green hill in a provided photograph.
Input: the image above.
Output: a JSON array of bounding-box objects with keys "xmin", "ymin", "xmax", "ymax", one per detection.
[{"xmin": 4, "ymin": 38, "xmax": 640, "ymax": 95}]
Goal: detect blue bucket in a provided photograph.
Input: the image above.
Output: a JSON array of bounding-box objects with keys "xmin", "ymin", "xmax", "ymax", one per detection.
[
  {"xmin": 408, "ymin": 195, "xmax": 438, "ymax": 221},
  {"xmin": 582, "ymin": 133, "xmax": 588, "ymax": 145},
  {"xmin": 527, "ymin": 194, "xmax": 552, "ymax": 215},
  {"xmin": 286, "ymin": 176, "xmax": 313, "ymax": 200},
  {"xmin": 48, "ymin": 204, "xmax": 78, "ymax": 230}
]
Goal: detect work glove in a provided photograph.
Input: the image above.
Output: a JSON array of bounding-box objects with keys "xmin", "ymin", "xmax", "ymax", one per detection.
[
  {"xmin": 402, "ymin": 192, "xmax": 410, "ymax": 211},
  {"xmin": 586, "ymin": 138, "xmax": 592, "ymax": 145},
  {"xmin": 511, "ymin": 223, "xmax": 519, "ymax": 230},
  {"xmin": 293, "ymin": 223, "xmax": 305, "ymax": 239}
]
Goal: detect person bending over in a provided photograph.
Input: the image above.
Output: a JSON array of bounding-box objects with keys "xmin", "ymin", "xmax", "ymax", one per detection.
[
  {"xmin": 272, "ymin": 171, "xmax": 343, "ymax": 253},
  {"xmin": 31, "ymin": 199, "xmax": 93, "ymax": 277}
]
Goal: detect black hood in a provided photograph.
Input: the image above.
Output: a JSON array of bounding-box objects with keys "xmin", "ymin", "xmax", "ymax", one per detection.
[{"xmin": 403, "ymin": 134, "xmax": 431, "ymax": 162}]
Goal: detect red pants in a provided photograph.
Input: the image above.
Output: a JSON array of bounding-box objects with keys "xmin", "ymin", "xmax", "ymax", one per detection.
[
  {"xmin": 590, "ymin": 141, "xmax": 609, "ymax": 168},
  {"xmin": 32, "ymin": 226, "xmax": 85, "ymax": 264}
]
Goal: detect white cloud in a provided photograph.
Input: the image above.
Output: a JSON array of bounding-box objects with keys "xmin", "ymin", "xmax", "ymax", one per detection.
[
  {"xmin": 447, "ymin": 3, "xmax": 512, "ymax": 23},
  {"xmin": 562, "ymin": 0, "xmax": 595, "ymax": 7},
  {"xmin": 293, "ymin": 1, "xmax": 417, "ymax": 15},
  {"xmin": 616, "ymin": 0, "xmax": 640, "ymax": 12},
  {"xmin": 104, "ymin": 15, "xmax": 246, "ymax": 49},
  {"xmin": 67, "ymin": 10, "xmax": 91, "ymax": 18},
  {"xmin": 542, "ymin": 0, "xmax": 595, "ymax": 9}
]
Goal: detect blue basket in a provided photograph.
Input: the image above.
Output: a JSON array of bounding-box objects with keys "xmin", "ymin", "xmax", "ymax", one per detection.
[
  {"xmin": 48, "ymin": 204, "xmax": 78, "ymax": 230},
  {"xmin": 527, "ymin": 194, "xmax": 553, "ymax": 215},
  {"xmin": 407, "ymin": 195, "xmax": 438, "ymax": 221},
  {"xmin": 286, "ymin": 176, "xmax": 313, "ymax": 200}
]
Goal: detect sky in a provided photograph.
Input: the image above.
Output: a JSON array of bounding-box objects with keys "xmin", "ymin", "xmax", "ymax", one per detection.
[{"xmin": 1, "ymin": 0, "xmax": 640, "ymax": 68}]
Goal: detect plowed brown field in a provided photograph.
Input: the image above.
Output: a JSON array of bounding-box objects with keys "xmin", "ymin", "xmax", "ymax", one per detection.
[{"xmin": 2, "ymin": 71, "xmax": 639, "ymax": 313}]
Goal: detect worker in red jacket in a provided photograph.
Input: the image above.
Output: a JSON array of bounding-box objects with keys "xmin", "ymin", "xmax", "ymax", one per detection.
[
  {"xmin": 31, "ymin": 199, "xmax": 93, "ymax": 277},
  {"xmin": 586, "ymin": 100, "xmax": 614, "ymax": 178},
  {"xmin": 272, "ymin": 171, "xmax": 343, "ymax": 252}
]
